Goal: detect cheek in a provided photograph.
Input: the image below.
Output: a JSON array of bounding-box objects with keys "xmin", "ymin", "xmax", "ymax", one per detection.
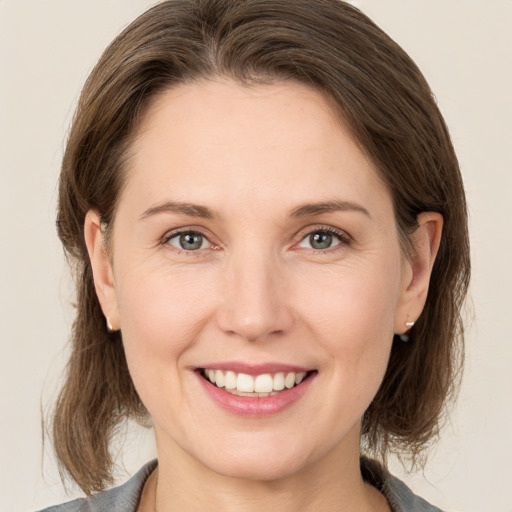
[
  {"xmin": 113, "ymin": 265, "xmax": 216, "ymax": 399},
  {"xmin": 299, "ymin": 254, "xmax": 401, "ymax": 334},
  {"xmin": 296, "ymin": 253, "xmax": 402, "ymax": 386},
  {"xmin": 117, "ymin": 260, "xmax": 213, "ymax": 337}
]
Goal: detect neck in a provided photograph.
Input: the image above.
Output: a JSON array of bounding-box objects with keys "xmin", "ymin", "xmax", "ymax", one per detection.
[{"xmin": 142, "ymin": 429, "xmax": 388, "ymax": 512}]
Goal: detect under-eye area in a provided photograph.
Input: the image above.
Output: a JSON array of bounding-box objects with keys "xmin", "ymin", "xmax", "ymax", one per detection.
[{"xmin": 199, "ymin": 368, "xmax": 318, "ymax": 397}]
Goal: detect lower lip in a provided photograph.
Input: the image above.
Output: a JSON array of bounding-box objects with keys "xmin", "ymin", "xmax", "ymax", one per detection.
[{"xmin": 197, "ymin": 372, "xmax": 316, "ymax": 418}]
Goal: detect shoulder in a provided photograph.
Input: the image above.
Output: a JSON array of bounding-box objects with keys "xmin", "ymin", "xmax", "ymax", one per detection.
[
  {"xmin": 36, "ymin": 460, "xmax": 157, "ymax": 512},
  {"xmin": 361, "ymin": 457, "xmax": 444, "ymax": 512}
]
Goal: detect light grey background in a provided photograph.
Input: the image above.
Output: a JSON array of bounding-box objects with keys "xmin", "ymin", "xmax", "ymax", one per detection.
[{"xmin": 1, "ymin": 1, "xmax": 511, "ymax": 511}]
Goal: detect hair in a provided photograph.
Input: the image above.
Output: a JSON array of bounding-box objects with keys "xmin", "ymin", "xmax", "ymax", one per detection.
[{"xmin": 52, "ymin": 0, "xmax": 470, "ymax": 495}]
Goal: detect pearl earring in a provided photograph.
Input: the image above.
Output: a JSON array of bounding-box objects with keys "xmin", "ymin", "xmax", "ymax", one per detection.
[
  {"xmin": 106, "ymin": 317, "xmax": 115, "ymax": 332},
  {"xmin": 399, "ymin": 320, "xmax": 415, "ymax": 342}
]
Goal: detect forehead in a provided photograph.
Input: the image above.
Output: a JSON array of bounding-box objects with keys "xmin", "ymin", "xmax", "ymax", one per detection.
[
  {"xmin": 121, "ymin": 79, "xmax": 391, "ymax": 218},
  {"xmin": 132, "ymin": 79, "xmax": 344, "ymax": 161}
]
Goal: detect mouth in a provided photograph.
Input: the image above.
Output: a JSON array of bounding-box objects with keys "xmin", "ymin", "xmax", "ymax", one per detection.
[{"xmin": 198, "ymin": 368, "xmax": 317, "ymax": 398}]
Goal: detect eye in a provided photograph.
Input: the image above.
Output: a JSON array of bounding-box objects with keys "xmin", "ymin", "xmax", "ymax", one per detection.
[
  {"xmin": 297, "ymin": 228, "xmax": 347, "ymax": 251},
  {"xmin": 166, "ymin": 231, "xmax": 210, "ymax": 251}
]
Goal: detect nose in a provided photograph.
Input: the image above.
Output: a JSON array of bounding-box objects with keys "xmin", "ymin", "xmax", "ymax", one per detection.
[{"xmin": 215, "ymin": 249, "xmax": 295, "ymax": 342}]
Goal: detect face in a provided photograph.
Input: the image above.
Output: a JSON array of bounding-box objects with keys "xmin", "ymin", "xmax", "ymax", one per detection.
[{"xmin": 89, "ymin": 80, "xmax": 419, "ymax": 481}]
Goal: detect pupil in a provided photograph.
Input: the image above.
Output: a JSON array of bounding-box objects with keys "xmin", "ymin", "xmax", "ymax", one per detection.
[
  {"xmin": 310, "ymin": 232, "xmax": 332, "ymax": 249},
  {"xmin": 180, "ymin": 233, "xmax": 202, "ymax": 250}
]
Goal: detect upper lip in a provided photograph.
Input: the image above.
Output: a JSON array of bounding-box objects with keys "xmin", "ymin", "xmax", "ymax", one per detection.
[{"xmin": 196, "ymin": 361, "xmax": 314, "ymax": 375}]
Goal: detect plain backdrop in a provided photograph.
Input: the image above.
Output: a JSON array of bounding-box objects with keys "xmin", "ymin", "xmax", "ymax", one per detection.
[{"xmin": 1, "ymin": 1, "xmax": 511, "ymax": 511}]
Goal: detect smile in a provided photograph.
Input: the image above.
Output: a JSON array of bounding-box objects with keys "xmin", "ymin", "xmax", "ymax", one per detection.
[
  {"xmin": 196, "ymin": 364, "xmax": 317, "ymax": 417},
  {"xmin": 201, "ymin": 369, "xmax": 310, "ymax": 397}
]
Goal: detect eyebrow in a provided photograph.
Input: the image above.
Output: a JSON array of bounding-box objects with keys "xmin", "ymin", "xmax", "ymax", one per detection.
[
  {"xmin": 290, "ymin": 200, "xmax": 371, "ymax": 219},
  {"xmin": 139, "ymin": 199, "xmax": 371, "ymax": 222},
  {"xmin": 139, "ymin": 201, "xmax": 216, "ymax": 220}
]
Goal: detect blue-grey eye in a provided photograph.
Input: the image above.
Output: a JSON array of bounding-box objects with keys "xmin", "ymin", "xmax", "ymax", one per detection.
[
  {"xmin": 167, "ymin": 231, "xmax": 209, "ymax": 251},
  {"xmin": 298, "ymin": 230, "xmax": 343, "ymax": 250}
]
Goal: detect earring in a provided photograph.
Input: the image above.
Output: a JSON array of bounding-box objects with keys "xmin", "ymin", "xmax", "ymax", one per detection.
[
  {"xmin": 106, "ymin": 317, "xmax": 115, "ymax": 332},
  {"xmin": 399, "ymin": 320, "xmax": 415, "ymax": 342}
]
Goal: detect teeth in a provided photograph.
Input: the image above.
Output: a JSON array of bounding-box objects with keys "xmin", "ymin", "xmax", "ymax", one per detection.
[
  {"xmin": 215, "ymin": 369, "xmax": 225, "ymax": 388},
  {"xmin": 273, "ymin": 372, "xmax": 285, "ymax": 391},
  {"xmin": 224, "ymin": 371, "xmax": 237, "ymax": 389},
  {"xmin": 295, "ymin": 372, "xmax": 307, "ymax": 385},
  {"xmin": 203, "ymin": 369, "xmax": 310, "ymax": 393},
  {"xmin": 254, "ymin": 374, "xmax": 273, "ymax": 393},
  {"xmin": 237, "ymin": 373, "xmax": 255, "ymax": 392},
  {"xmin": 285, "ymin": 372, "xmax": 296, "ymax": 389}
]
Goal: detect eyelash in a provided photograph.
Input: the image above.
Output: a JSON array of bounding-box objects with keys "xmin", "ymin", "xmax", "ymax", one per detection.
[
  {"xmin": 295, "ymin": 226, "xmax": 352, "ymax": 253},
  {"xmin": 161, "ymin": 226, "xmax": 352, "ymax": 255},
  {"xmin": 161, "ymin": 229, "xmax": 218, "ymax": 256}
]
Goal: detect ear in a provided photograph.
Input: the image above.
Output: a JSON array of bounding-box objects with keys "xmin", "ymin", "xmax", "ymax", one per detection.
[
  {"xmin": 84, "ymin": 210, "xmax": 120, "ymax": 331},
  {"xmin": 394, "ymin": 212, "xmax": 443, "ymax": 335}
]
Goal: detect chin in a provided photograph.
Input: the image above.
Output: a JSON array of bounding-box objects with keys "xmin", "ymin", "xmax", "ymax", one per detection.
[
  {"xmin": 187, "ymin": 431, "xmax": 320, "ymax": 482},
  {"xmin": 208, "ymin": 451, "xmax": 309, "ymax": 482}
]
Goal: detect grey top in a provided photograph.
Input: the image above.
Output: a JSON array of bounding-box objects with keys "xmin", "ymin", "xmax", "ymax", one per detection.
[{"xmin": 38, "ymin": 458, "xmax": 442, "ymax": 512}]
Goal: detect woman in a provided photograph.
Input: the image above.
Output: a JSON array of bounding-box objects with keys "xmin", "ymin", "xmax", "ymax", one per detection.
[{"xmin": 42, "ymin": 0, "xmax": 470, "ymax": 510}]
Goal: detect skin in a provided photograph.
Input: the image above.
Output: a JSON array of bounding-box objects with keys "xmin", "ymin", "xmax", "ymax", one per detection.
[{"xmin": 85, "ymin": 79, "xmax": 442, "ymax": 512}]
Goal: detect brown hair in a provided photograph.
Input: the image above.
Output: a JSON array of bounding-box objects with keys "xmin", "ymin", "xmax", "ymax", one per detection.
[{"xmin": 52, "ymin": 0, "xmax": 470, "ymax": 494}]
